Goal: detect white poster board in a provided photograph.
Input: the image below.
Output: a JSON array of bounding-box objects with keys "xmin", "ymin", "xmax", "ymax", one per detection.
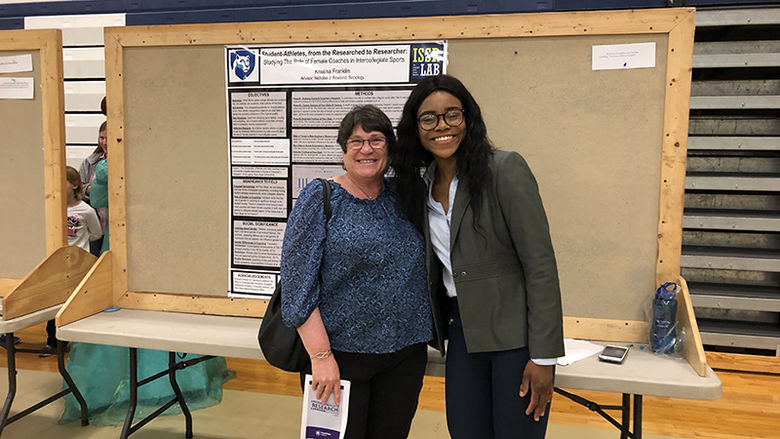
[{"xmin": 224, "ymin": 41, "xmax": 447, "ymax": 297}]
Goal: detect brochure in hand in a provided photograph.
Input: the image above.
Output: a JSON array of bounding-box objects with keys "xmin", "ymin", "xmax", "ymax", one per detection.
[{"xmin": 301, "ymin": 374, "xmax": 350, "ymax": 439}]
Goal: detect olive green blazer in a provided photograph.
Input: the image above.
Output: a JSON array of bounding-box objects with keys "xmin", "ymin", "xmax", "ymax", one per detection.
[{"xmin": 426, "ymin": 149, "xmax": 564, "ymax": 358}]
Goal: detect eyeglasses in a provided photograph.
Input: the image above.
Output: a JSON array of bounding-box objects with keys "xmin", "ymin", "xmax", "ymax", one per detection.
[
  {"xmin": 417, "ymin": 108, "xmax": 465, "ymax": 131},
  {"xmin": 346, "ymin": 137, "xmax": 387, "ymax": 150}
]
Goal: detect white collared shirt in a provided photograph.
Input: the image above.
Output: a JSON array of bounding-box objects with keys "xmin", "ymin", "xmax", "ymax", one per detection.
[
  {"xmin": 423, "ymin": 161, "xmax": 556, "ymax": 366},
  {"xmin": 424, "ymin": 162, "xmax": 458, "ymax": 299}
]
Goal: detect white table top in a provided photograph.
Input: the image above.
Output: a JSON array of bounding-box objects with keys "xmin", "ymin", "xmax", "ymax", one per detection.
[
  {"xmin": 426, "ymin": 340, "xmax": 721, "ymax": 400},
  {"xmin": 58, "ymin": 309, "xmax": 721, "ymax": 400},
  {"xmin": 58, "ymin": 308, "xmax": 260, "ymax": 359},
  {"xmin": 0, "ymin": 305, "xmax": 61, "ymax": 333},
  {"xmin": 553, "ymin": 343, "xmax": 721, "ymax": 400}
]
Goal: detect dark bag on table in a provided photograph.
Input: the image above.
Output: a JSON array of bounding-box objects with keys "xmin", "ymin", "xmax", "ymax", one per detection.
[{"xmin": 258, "ymin": 178, "xmax": 331, "ymax": 372}]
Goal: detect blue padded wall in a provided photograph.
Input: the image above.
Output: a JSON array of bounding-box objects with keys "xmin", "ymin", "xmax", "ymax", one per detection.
[
  {"xmin": 1, "ymin": 0, "xmax": 778, "ymax": 30},
  {"xmin": 0, "ymin": 0, "xmax": 638, "ymax": 29}
]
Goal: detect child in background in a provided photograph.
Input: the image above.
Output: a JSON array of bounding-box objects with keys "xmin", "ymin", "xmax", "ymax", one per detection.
[
  {"xmin": 39, "ymin": 167, "xmax": 103, "ymax": 357},
  {"xmin": 65, "ymin": 166, "xmax": 102, "ymax": 251}
]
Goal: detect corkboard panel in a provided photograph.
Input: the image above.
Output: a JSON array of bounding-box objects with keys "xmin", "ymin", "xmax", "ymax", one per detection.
[
  {"xmin": 0, "ymin": 49, "xmax": 46, "ymax": 280},
  {"xmin": 120, "ymin": 36, "xmax": 668, "ymax": 314},
  {"xmin": 448, "ymin": 34, "xmax": 668, "ymax": 321},
  {"xmin": 123, "ymin": 45, "xmax": 228, "ymax": 296}
]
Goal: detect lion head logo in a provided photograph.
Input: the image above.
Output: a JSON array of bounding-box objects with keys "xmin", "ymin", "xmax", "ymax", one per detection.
[{"xmin": 230, "ymin": 50, "xmax": 256, "ymax": 81}]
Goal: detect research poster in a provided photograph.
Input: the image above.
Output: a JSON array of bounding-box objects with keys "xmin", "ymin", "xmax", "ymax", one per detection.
[{"xmin": 225, "ymin": 41, "xmax": 447, "ymax": 297}]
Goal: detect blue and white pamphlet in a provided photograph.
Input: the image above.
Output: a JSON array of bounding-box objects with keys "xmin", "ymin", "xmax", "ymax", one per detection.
[{"xmin": 301, "ymin": 374, "xmax": 350, "ymax": 439}]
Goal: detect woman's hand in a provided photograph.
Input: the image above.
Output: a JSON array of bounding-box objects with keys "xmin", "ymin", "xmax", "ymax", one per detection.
[
  {"xmin": 296, "ymin": 308, "xmax": 341, "ymax": 405},
  {"xmin": 518, "ymin": 361, "xmax": 554, "ymax": 421},
  {"xmin": 310, "ymin": 354, "xmax": 341, "ymax": 405}
]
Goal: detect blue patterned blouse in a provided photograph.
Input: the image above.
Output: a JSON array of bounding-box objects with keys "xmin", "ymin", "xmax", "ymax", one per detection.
[{"xmin": 280, "ymin": 178, "xmax": 433, "ymax": 354}]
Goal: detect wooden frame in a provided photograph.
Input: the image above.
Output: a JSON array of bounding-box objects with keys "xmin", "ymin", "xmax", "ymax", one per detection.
[
  {"xmin": 61, "ymin": 9, "xmax": 705, "ymax": 373},
  {"xmin": 0, "ymin": 29, "xmax": 66, "ymax": 298}
]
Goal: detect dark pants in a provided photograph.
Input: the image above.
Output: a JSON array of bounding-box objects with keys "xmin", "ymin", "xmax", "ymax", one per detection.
[
  {"xmin": 300, "ymin": 342, "xmax": 427, "ymax": 439},
  {"xmin": 446, "ymin": 300, "xmax": 551, "ymax": 439},
  {"xmin": 89, "ymin": 237, "xmax": 103, "ymax": 257},
  {"xmin": 45, "ymin": 319, "xmax": 57, "ymax": 347}
]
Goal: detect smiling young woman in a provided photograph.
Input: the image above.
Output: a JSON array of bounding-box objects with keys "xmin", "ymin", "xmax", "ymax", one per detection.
[{"xmin": 391, "ymin": 75, "xmax": 564, "ymax": 439}]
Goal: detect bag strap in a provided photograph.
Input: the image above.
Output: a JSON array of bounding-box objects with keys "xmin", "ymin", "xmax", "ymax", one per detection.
[{"xmin": 317, "ymin": 178, "xmax": 332, "ymax": 220}]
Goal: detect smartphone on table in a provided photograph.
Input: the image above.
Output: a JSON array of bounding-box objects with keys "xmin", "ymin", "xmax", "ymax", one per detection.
[{"xmin": 598, "ymin": 345, "xmax": 629, "ymax": 363}]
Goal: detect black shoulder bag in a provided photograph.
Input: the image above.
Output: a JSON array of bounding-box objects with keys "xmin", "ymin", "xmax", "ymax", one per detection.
[{"xmin": 258, "ymin": 178, "xmax": 331, "ymax": 372}]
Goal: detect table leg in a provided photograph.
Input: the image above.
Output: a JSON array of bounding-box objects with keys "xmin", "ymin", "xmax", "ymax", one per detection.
[
  {"xmin": 0, "ymin": 332, "xmax": 17, "ymax": 437},
  {"xmin": 168, "ymin": 352, "xmax": 193, "ymax": 439},
  {"xmin": 634, "ymin": 394, "xmax": 643, "ymax": 439},
  {"xmin": 620, "ymin": 393, "xmax": 630, "ymax": 439},
  {"xmin": 120, "ymin": 348, "xmax": 139, "ymax": 439},
  {"xmin": 57, "ymin": 341, "xmax": 89, "ymax": 426},
  {"xmin": 116, "ymin": 351, "xmax": 214, "ymax": 438}
]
